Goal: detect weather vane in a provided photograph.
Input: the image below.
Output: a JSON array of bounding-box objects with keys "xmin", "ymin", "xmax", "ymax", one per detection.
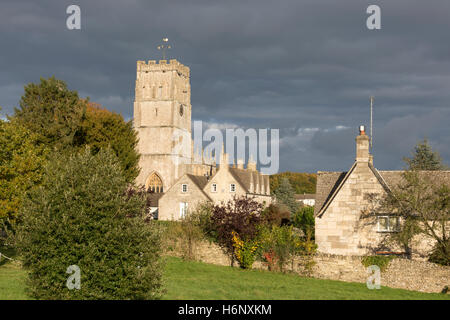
[{"xmin": 157, "ymin": 38, "xmax": 171, "ymax": 60}]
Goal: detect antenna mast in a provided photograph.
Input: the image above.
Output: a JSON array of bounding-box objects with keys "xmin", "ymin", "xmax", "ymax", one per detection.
[{"xmin": 370, "ymin": 96, "xmax": 374, "ymax": 151}]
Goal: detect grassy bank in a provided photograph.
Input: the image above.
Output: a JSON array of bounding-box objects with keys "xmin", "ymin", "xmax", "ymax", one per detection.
[{"xmin": 1, "ymin": 254, "xmax": 448, "ymax": 300}]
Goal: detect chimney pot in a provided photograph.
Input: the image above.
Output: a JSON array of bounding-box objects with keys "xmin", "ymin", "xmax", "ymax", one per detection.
[{"xmin": 359, "ymin": 125, "xmax": 365, "ymax": 135}]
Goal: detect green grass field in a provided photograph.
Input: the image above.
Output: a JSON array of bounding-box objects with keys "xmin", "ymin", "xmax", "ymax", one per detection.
[{"xmin": 1, "ymin": 254, "xmax": 448, "ymax": 300}]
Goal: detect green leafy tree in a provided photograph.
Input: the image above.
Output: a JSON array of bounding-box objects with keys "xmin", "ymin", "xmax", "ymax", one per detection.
[
  {"xmin": 375, "ymin": 171, "xmax": 449, "ymax": 263},
  {"xmin": 270, "ymin": 172, "xmax": 316, "ymax": 194},
  {"xmin": 367, "ymin": 141, "xmax": 449, "ymax": 262},
  {"xmin": 13, "ymin": 77, "xmax": 87, "ymax": 150},
  {"xmin": 74, "ymin": 103, "xmax": 140, "ymax": 183},
  {"xmin": 16, "ymin": 148, "xmax": 164, "ymax": 299},
  {"xmin": 273, "ymin": 178, "xmax": 299, "ymax": 216},
  {"xmin": 261, "ymin": 203, "xmax": 291, "ymax": 226},
  {"xmin": 403, "ymin": 139, "xmax": 447, "ymax": 170},
  {"xmin": 0, "ymin": 117, "xmax": 48, "ymax": 244},
  {"xmin": 292, "ymin": 206, "xmax": 315, "ymax": 239}
]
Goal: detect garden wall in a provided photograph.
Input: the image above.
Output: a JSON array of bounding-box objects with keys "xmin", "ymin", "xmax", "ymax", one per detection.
[{"xmin": 166, "ymin": 240, "xmax": 450, "ymax": 293}]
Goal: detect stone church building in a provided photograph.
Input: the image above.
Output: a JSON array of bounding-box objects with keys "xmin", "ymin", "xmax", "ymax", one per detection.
[
  {"xmin": 314, "ymin": 126, "xmax": 450, "ymax": 258},
  {"xmin": 133, "ymin": 59, "xmax": 271, "ymax": 219}
]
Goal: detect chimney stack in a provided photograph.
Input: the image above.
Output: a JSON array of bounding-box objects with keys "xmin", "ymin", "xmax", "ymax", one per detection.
[
  {"xmin": 220, "ymin": 144, "xmax": 229, "ymax": 170},
  {"xmin": 356, "ymin": 125, "xmax": 370, "ymax": 163},
  {"xmin": 247, "ymin": 155, "xmax": 257, "ymax": 171},
  {"xmin": 237, "ymin": 159, "xmax": 244, "ymax": 169}
]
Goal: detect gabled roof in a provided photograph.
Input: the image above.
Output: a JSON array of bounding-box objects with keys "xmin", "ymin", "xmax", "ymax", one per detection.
[
  {"xmin": 378, "ymin": 170, "xmax": 450, "ymax": 188},
  {"xmin": 315, "ymin": 165, "xmax": 450, "ymax": 217},
  {"xmin": 186, "ymin": 174, "xmax": 209, "ymax": 190},
  {"xmin": 229, "ymin": 168, "xmax": 253, "ymax": 192},
  {"xmin": 314, "ymin": 172, "xmax": 347, "ymax": 216},
  {"xmin": 315, "ymin": 162, "xmax": 357, "ymax": 217},
  {"xmin": 228, "ymin": 167, "xmax": 269, "ymax": 195},
  {"xmin": 160, "ymin": 173, "xmax": 212, "ymax": 202}
]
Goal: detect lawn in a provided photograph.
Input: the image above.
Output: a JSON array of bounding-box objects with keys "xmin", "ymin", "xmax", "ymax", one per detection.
[
  {"xmin": 1, "ymin": 254, "xmax": 449, "ymax": 300},
  {"xmin": 162, "ymin": 257, "xmax": 450, "ymax": 300},
  {"xmin": 0, "ymin": 247, "xmax": 29, "ymax": 300}
]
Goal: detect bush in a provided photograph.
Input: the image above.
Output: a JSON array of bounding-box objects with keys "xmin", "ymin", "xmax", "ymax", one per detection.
[
  {"xmin": 292, "ymin": 206, "xmax": 315, "ymax": 239},
  {"xmin": 178, "ymin": 210, "xmax": 206, "ymax": 261},
  {"xmin": 231, "ymin": 231, "xmax": 258, "ymax": 269},
  {"xmin": 261, "ymin": 204, "xmax": 291, "ymax": 226},
  {"xmin": 257, "ymin": 225, "xmax": 317, "ymax": 274},
  {"xmin": 158, "ymin": 203, "xmax": 214, "ymax": 260},
  {"xmin": 257, "ymin": 225, "xmax": 300, "ymax": 272},
  {"xmin": 16, "ymin": 148, "xmax": 164, "ymax": 299},
  {"xmin": 210, "ymin": 196, "xmax": 263, "ymax": 266},
  {"xmin": 191, "ymin": 202, "xmax": 216, "ymax": 242},
  {"xmin": 361, "ymin": 255, "xmax": 395, "ymax": 272},
  {"xmin": 428, "ymin": 240, "xmax": 450, "ymax": 266}
]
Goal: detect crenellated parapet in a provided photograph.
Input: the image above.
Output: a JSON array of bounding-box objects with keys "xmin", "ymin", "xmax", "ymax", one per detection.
[{"xmin": 136, "ymin": 59, "xmax": 190, "ymax": 79}]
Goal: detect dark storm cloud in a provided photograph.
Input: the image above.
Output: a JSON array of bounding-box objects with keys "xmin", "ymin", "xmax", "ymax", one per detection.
[{"xmin": 1, "ymin": 0, "xmax": 449, "ymax": 172}]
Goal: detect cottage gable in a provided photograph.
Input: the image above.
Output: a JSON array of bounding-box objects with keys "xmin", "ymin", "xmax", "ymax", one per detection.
[
  {"xmin": 315, "ymin": 161, "xmax": 388, "ymax": 255},
  {"xmin": 315, "ymin": 126, "xmax": 450, "ymax": 257},
  {"xmin": 158, "ymin": 174, "xmax": 210, "ymax": 220}
]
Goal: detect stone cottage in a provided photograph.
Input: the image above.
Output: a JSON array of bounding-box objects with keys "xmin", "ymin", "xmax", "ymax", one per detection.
[
  {"xmin": 158, "ymin": 148, "xmax": 272, "ymax": 220},
  {"xmin": 314, "ymin": 126, "xmax": 450, "ymax": 257}
]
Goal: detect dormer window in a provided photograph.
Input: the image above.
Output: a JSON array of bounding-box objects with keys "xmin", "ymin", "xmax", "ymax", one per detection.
[
  {"xmin": 230, "ymin": 184, "xmax": 236, "ymax": 192},
  {"xmin": 182, "ymin": 184, "xmax": 188, "ymax": 193}
]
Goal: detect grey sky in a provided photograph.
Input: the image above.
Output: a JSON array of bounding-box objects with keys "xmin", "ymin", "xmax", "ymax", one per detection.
[{"xmin": 1, "ymin": 0, "xmax": 449, "ymax": 173}]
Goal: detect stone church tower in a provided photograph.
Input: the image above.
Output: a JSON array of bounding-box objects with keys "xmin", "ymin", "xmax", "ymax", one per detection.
[{"xmin": 133, "ymin": 59, "xmax": 192, "ymax": 192}]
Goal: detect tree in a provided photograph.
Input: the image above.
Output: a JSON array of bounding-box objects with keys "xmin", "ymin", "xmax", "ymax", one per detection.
[
  {"xmin": 261, "ymin": 203, "xmax": 291, "ymax": 226},
  {"xmin": 378, "ymin": 171, "xmax": 449, "ymax": 263},
  {"xmin": 210, "ymin": 196, "xmax": 263, "ymax": 266},
  {"xmin": 74, "ymin": 103, "xmax": 140, "ymax": 183},
  {"xmin": 273, "ymin": 178, "xmax": 299, "ymax": 216},
  {"xmin": 403, "ymin": 139, "xmax": 446, "ymax": 170},
  {"xmin": 292, "ymin": 206, "xmax": 315, "ymax": 239},
  {"xmin": 16, "ymin": 148, "xmax": 164, "ymax": 299},
  {"xmin": 13, "ymin": 77, "xmax": 87, "ymax": 150},
  {"xmin": 0, "ymin": 117, "xmax": 48, "ymax": 245},
  {"xmin": 270, "ymin": 172, "xmax": 316, "ymax": 194}
]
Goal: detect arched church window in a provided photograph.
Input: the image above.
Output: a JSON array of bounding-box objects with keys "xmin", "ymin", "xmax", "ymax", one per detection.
[{"xmin": 147, "ymin": 172, "xmax": 163, "ymax": 193}]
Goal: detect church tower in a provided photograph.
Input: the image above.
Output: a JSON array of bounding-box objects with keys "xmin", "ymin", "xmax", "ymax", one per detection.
[{"xmin": 133, "ymin": 59, "xmax": 192, "ymax": 192}]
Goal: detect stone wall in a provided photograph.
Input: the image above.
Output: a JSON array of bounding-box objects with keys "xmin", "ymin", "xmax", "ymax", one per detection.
[{"xmin": 167, "ymin": 240, "xmax": 450, "ymax": 294}]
